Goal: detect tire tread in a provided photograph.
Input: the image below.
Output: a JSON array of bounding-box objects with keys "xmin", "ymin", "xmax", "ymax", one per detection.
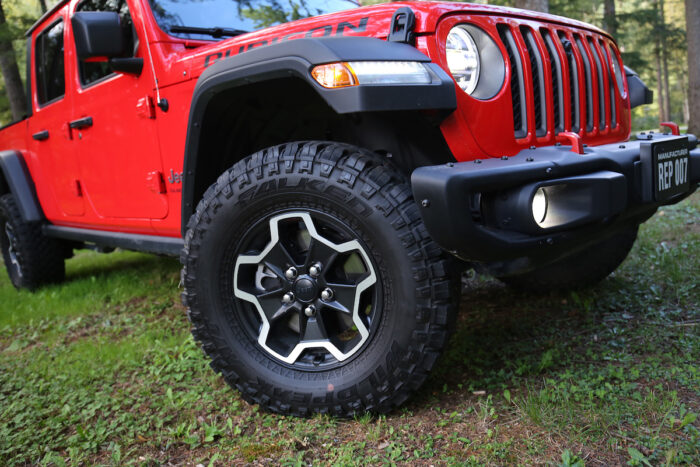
[{"xmin": 181, "ymin": 141, "xmax": 457, "ymax": 416}]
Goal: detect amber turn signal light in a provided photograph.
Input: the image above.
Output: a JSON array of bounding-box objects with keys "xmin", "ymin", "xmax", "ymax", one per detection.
[{"xmin": 311, "ymin": 63, "xmax": 357, "ymax": 88}]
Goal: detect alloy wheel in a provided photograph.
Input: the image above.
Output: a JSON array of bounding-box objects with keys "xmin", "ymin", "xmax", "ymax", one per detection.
[
  {"xmin": 4, "ymin": 222, "xmax": 22, "ymax": 278},
  {"xmin": 233, "ymin": 212, "xmax": 378, "ymax": 367}
]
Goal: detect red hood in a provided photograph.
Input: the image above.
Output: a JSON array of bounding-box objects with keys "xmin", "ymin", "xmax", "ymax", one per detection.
[{"xmin": 154, "ymin": 1, "xmax": 608, "ymax": 84}]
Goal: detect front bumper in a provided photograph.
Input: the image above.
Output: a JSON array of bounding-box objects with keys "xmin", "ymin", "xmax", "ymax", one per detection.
[{"xmin": 411, "ymin": 134, "xmax": 700, "ymax": 269}]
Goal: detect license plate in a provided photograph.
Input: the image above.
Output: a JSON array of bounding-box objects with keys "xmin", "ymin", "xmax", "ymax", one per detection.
[{"xmin": 651, "ymin": 137, "xmax": 690, "ymax": 202}]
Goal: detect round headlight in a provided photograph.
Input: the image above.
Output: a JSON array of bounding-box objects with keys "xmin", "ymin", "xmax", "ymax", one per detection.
[{"xmin": 446, "ymin": 26, "xmax": 481, "ymax": 95}]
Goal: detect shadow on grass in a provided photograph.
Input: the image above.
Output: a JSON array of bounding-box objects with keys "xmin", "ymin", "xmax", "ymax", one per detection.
[
  {"xmin": 412, "ymin": 274, "xmax": 639, "ymax": 407},
  {"xmin": 64, "ymin": 250, "xmax": 179, "ymax": 282}
]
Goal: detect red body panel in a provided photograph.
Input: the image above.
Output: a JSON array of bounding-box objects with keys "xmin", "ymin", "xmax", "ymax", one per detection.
[{"xmin": 0, "ymin": 0, "xmax": 633, "ymax": 239}]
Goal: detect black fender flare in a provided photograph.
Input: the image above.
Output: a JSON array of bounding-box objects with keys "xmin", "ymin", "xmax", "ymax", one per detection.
[
  {"xmin": 0, "ymin": 150, "xmax": 44, "ymax": 222},
  {"xmin": 181, "ymin": 36, "xmax": 457, "ymax": 234}
]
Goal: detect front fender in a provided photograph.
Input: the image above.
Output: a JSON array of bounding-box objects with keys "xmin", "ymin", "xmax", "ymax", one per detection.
[{"xmin": 181, "ymin": 36, "xmax": 457, "ymax": 233}]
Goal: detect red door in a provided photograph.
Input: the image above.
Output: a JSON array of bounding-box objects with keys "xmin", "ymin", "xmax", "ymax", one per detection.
[
  {"xmin": 68, "ymin": 0, "xmax": 167, "ymax": 220},
  {"xmin": 28, "ymin": 13, "xmax": 84, "ymax": 217}
]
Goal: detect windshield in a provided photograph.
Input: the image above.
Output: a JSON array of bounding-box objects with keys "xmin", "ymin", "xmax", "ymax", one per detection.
[{"xmin": 148, "ymin": 0, "xmax": 360, "ymax": 40}]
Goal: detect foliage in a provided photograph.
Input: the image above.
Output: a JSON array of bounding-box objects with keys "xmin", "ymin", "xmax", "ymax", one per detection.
[
  {"xmin": 0, "ymin": 0, "xmax": 43, "ymax": 125},
  {"xmin": 240, "ymin": 0, "xmax": 327, "ymax": 29},
  {"xmin": 0, "ymin": 192, "xmax": 698, "ymax": 465}
]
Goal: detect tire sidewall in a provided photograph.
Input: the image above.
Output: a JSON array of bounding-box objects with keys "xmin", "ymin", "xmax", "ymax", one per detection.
[
  {"xmin": 0, "ymin": 196, "xmax": 24, "ymax": 288},
  {"xmin": 193, "ymin": 174, "xmax": 423, "ymax": 402},
  {"xmin": 180, "ymin": 139, "xmax": 454, "ymax": 414}
]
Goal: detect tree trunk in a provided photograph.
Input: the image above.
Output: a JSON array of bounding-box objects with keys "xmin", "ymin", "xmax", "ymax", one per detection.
[
  {"xmin": 660, "ymin": 0, "xmax": 671, "ymax": 121},
  {"xmin": 655, "ymin": 38, "xmax": 666, "ymax": 122},
  {"xmin": 39, "ymin": 0, "xmax": 47, "ymax": 14},
  {"xmin": 0, "ymin": 0, "xmax": 26, "ymax": 122},
  {"xmin": 686, "ymin": 0, "xmax": 700, "ymax": 134},
  {"xmin": 514, "ymin": 0, "xmax": 548, "ymax": 13},
  {"xmin": 680, "ymin": 71, "xmax": 690, "ymax": 124},
  {"xmin": 603, "ymin": 0, "xmax": 617, "ymax": 36}
]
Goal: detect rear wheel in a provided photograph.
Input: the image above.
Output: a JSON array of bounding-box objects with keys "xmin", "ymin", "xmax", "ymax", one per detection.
[
  {"xmin": 0, "ymin": 194, "xmax": 66, "ymax": 290},
  {"xmin": 181, "ymin": 141, "xmax": 458, "ymax": 416},
  {"xmin": 498, "ymin": 227, "xmax": 639, "ymax": 291}
]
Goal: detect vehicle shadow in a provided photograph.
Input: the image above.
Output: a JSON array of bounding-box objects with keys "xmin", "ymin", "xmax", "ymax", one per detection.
[
  {"xmin": 409, "ymin": 274, "xmax": 631, "ymax": 410},
  {"xmin": 64, "ymin": 250, "xmax": 180, "ymax": 282}
]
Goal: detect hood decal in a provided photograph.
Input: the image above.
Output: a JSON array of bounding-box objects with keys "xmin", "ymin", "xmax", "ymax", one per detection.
[{"xmin": 203, "ymin": 17, "xmax": 369, "ymax": 68}]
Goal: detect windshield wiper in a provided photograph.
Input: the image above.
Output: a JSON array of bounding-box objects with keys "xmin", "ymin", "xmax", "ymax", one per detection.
[{"xmin": 169, "ymin": 25, "xmax": 248, "ymax": 39}]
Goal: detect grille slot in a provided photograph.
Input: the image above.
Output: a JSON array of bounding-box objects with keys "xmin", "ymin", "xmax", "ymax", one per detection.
[
  {"xmin": 600, "ymin": 40, "xmax": 617, "ymax": 128},
  {"xmin": 574, "ymin": 35, "xmax": 594, "ymax": 132},
  {"xmin": 499, "ymin": 25, "xmax": 527, "ymax": 139},
  {"xmin": 521, "ymin": 27, "xmax": 547, "ymax": 137},
  {"xmin": 587, "ymin": 37, "xmax": 607, "ymax": 129},
  {"xmin": 558, "ymin": 31, "xmax": 580, "ymax": 133},
  {"xmin": 542, "ymin": 29, "xmax": 564, "ymax": 133}
]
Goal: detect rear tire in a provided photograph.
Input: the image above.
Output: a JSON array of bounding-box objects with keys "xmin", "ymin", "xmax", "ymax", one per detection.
[
  {"xmin": 181, "ymin": 141, "xmax": 458, "ymax": 416},
  {"xmin": 498, "ymin": 227, "xmax": 638, "ymax": 291},
  {"xmin": 0, "ymin": 194, "xmax": 66, "ymax": 290}
]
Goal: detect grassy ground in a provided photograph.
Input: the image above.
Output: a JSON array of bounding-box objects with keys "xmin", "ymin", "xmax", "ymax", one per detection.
[{"xmin": 1, "ymin": 193, "xmax": 698, "ymax": 466}]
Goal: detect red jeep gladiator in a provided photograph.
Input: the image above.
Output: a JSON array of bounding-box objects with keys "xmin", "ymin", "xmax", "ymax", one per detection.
[{"xmin": 0, "ymin": 0, "xmax": 697, "ymax": 416}]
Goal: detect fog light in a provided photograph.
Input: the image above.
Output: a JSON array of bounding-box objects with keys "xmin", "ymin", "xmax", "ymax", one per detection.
[{"xmin": 532, "ymin": 188, "xmax": 548, "ymax": 225}]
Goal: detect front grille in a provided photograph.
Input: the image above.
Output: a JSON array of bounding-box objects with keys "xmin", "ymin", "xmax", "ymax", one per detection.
[{"xmin": 499, "ymin": 23, "xmax": 621, "ymax": 141}]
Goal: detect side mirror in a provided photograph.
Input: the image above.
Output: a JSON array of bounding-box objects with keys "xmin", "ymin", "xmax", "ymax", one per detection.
[
  {"xmin": 109, "ymin": 57, "xmax": 144, "ymax": 75},
  {"xmin": 72, "ymin": 12, "xmax": 125, "ymax": 59},
  {"xmin": 624, "ymin": 66, "xmax": 653, "ymax": 109},
  {"xmin": 72, "ymin": 11, "xmax": 144, "ymax": 76}
]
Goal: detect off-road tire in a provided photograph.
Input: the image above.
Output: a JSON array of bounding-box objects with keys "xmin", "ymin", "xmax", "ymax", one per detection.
[
  {"xmin": 181, "ymin": 141, "xmax": 458, "ymax": 417},
  {"xmin": 498, "ymin": 227, "xmax": 639, "ymax": 291},
  {"xmin": 0, "ymin": 194, "xmax": 66, "ymax": 290}
]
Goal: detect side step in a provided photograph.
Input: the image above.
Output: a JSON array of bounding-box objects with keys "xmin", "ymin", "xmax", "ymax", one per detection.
[{"xmin": 44, "ymin": 225, "xmax": 183, "ymax": 257}]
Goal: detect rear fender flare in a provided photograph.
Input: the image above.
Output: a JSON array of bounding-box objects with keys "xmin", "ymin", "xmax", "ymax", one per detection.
[{"xmin": 0, "ymin": 150, "xmax": 44, "ymax": 222}]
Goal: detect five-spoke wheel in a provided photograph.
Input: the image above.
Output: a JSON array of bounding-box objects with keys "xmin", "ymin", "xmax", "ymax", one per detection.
[{"xmin": 234, "ymin": 212, "xmax": 378, "ymax": 366}]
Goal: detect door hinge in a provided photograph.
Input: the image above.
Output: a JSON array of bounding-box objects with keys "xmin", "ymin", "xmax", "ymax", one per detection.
[
  {"xmin": 388, "ymin": 7, "xmax": 416, "ymax": 45},
  {"xmin": 71, "ymin": 180, "xmax": 83, "ymax": 197},
  {"xmin": 136, "ymin": 96, "xmax": 156, "ymax": 119},
  {"xmin": 146, "ymin": 171, "xmax": 167, "ymax": 194}
]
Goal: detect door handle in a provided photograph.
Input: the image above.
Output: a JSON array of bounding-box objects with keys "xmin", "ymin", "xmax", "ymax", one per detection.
[
  {"xmin": 69, "ymin": 117, "xmax": 93, "ymax": 130},
  {"xmin": 32, "ymin": 130, "xmax": 49, "ymax": 141}
]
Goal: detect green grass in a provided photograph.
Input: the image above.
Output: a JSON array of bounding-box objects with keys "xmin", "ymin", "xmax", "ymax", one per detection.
[{"xmin": 1, "ymin": 193, "xmax": 698, "ymax": 466}]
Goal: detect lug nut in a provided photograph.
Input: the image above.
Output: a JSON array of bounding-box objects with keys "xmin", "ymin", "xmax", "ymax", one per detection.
[
  {"xmin": 321, "ymin": 288, "xmax": 334, "ymax": 301},
  {"xmin": 309, "ymin": 263, "xmax": 322, "ymax": 277},
  {"xmin": 284, "ymin": 267, "xmax": 297, "ymax": 280},
  {"xmin": 282, "ymin": 292, "xmax": 295, "ymax": 304},
  {"xmin": 304, "ymin": 305, "xmax": 316, "ymax": 317}
]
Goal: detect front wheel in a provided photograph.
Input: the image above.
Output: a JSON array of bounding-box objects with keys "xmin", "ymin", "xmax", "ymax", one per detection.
[{"xmin": 181, "ymin": 142, "xmax": 458, "ymax": 416}]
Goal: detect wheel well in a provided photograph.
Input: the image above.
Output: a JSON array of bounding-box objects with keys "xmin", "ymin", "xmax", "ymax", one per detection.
[
  {"xmin": 0, "ymin": 172, "xmax": 7, "ymax": 196},
  {"xmin": 188, "ymin": 76, "xmax": 455, "ymax": 219}
]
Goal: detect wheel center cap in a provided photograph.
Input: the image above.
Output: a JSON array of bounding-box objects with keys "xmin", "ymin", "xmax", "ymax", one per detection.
[{"xmin": 293, "ymin": 277, "xmax": 318, "ymax": 303}]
